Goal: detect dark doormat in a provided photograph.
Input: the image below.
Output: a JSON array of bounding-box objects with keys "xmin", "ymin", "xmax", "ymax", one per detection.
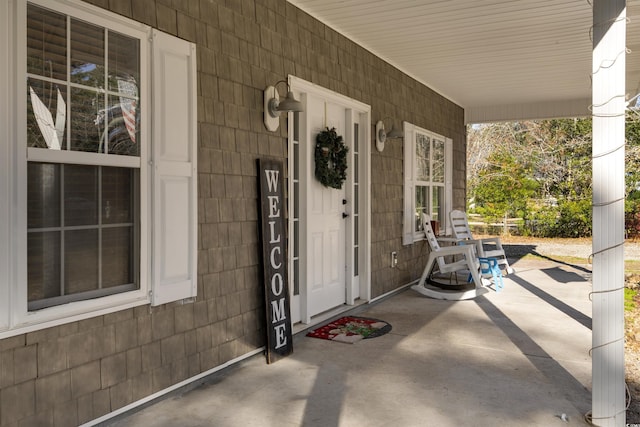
[{"xmin": 306, "ymin": 316, "xmax": 392, "ymax": 344}]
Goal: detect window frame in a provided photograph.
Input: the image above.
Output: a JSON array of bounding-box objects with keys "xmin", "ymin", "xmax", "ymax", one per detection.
[
  {"xmin": 2, "ymin": 0, "xmax": 197, "ymax": 338},
  {"xmin": 2, "ymin": 0, "xmax": 154, "ymax": 336},
  {"xmin": 403, "ymin": 122, "xmax": 453, "ymax": 245},
  {"xmin": 25, "ymin": 2, "xmax": 147, "ymax": 310},
  {"xmin": 0, "ymin": 0, "xmax": 13, "ymax": 333}
]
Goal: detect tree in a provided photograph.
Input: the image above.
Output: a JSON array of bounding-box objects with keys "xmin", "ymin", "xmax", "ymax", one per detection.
[
  {"xmin": 472, "ymin": 149, "xmax": 539, "ymax": 222},
  {"xmin": 468, "ymin": 115, "xmax": 640, "ymax": 238},
  {"xmin": 468, "ymin": 119, "xmax": 592, "ymax": 237}
]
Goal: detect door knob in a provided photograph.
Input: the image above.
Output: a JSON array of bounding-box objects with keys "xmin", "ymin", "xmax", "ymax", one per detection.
[{"xmin": 342, "ymin": 212, "xmax": 349, "ymax": 219}]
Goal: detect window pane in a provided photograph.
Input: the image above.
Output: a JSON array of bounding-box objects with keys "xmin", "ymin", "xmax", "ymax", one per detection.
[
  {"xmin": 354, "ymin": 215, "xmax": 359, "ymax": 245},
  {"xmin": 27, "ymin": 5, "xmax": 67, "ymax": 81},
  {"xmin": 354, "ymin": 184, "xmax": 359, "ymax": 215},
  {"xmin": 28, "ymin": 163, "xmax": 61, "ymax": 228},
  {"xmin": 354, "ymin": 247, "xmax": 359, "ymax": 277},
  {"xmin": 108, "ymin": 31, "xmax": 140, "ymax": 93},
  {"xmin": 102, "ymin": 167, "xmax": 133, "ymax": 224},
  {"xmin": 65, "ymin": 229, "xmax": 99, "ymax": 295},
  {"xmin": 432, "ymin": 186, "xmax": 444, "ymax": 224},
  {"xmin": 28, "ymin": 163, "xmax": 139, "ymax": 309},
  {"xmin": 354, "ymin": 123, "xmax": 359, "ymax": 152},
  {"xmin": 433, "ymin": 138, "xmax": 445, "ymax": 183},
  {"xmin": 28, "ymin": 10, "xmax": 142, "ymax": 157},
  {"xmin": 293, "ymin": 181, "xmax": 299, "ymax": 218},
  {"xmin": 28, "ymin": 231, "xmax": 61, "ymax": 301},
  {"xmin": 293, "ymin": 220, "xmax": 299, "ymax": 258},
  {"xmin": 103, "ymin": 227, "xmax": 133, "ymax": 287},
  {"xmin": 107, "ymin": 31, "xmax": 140, "ymax": 157},
  {"xmin": 293, "ymin": 111, "xmax": 300, "ymax": 141},
  {"xmin": 104, "ymin": 95, "xmax": 139, "ymax": 155},
  {"xmin": 27, "ymin": 78, "xmax": 68, "ymax": 150},
  {"xmin": 70, "ymin": 19, "xmax": 104, "ymax": 87},
  {"xmin": 65, "ymin": 165, "xmax": 98, "ymax": 226},
  {"xmin": 415, "ymin": 185, "xmax": 428, "ymax": 232},
  {"xmin": 416, "ymin": 133, "xmax": 430, "ymax": 181},
  {"xmin": 70, "ymin": 87, "xmax": 103, "ymax": 152},
  {"xmin": 354, "ymin": 153, "xmax": 359, "ymax": 183},
  {"xmin": 293, "ymin": 259, "xmax": 299, "ymax": 296},
  {"xmin": 293, "ymin": 143, "xmax": 299, "ymax": 180}
]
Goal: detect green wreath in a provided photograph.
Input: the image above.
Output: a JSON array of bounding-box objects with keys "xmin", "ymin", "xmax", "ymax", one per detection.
[{"xmin": 315, "ymin": 127, "xmax": 348, "ymax": 189}]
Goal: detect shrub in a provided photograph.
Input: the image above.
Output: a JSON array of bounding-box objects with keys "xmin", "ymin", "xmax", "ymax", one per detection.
[{"xmin": 525, "ymin": 200, "xmax": 591, "ymax": 238}]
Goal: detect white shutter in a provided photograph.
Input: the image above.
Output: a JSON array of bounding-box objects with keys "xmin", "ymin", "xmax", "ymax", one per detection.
[
  {"xmin": 402, "ymin": 122, "xmax": 415, "ymax": 245},
  {"xmin": 151, "ymin": 30, "xmax": 197, "ymax": 305}
]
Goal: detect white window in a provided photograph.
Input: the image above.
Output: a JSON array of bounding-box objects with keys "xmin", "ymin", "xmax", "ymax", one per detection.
[
  {"xmin": 26, "ymin": 3, "xmax": 143, "ymax": 310},
  {"xmin": 403, "ymin": 122, "xmax": 452, "ymax": 245},
  {"xmin": 0, "ymin": 0, "xmax": 197, "ymax": 336}
]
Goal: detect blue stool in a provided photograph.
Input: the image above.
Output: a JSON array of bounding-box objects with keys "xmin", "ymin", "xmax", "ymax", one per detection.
[{"xmin": 470, "ymin": 257, "xmax": 504, "ymax": 292}]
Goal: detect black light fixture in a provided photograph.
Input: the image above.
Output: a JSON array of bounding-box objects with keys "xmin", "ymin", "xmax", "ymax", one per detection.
[
  {"xmin": 264, "ymin": 80, "xmax": 304, "ymax": 131},
  {"xmin": 375, "ymin": 118, "xmax": 404, "ymax": 152}
]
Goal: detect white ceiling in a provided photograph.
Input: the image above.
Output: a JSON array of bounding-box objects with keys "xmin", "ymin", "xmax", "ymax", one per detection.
[{"xmin": 288, "ymin": 0, "xmax": 640, "ymax": 123}]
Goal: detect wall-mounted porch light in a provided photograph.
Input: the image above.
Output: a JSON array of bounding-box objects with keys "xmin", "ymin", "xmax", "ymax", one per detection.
[
  {"xmin": 375, "ymin": 118, "xmax": 404, "ymax": 152},
  {"xmin": 264, "ymin": 80, "xmax": 304, "ymax": 132}
]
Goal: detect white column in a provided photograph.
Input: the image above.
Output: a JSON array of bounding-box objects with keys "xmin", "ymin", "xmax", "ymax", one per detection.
[{"xmin": 592, "ymin": 1, "xmax": 626, "ymax": 426}]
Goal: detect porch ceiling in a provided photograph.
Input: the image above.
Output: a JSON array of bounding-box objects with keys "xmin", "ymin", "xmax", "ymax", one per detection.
[{"xmin": 288, "ymin": 0, "xmax": 640, "ymax": 124}]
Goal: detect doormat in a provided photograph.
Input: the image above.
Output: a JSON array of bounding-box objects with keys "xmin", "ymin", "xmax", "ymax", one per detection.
[{"xmin": 306, "ymin": 316, "xmax": 392, "ymax": 344}]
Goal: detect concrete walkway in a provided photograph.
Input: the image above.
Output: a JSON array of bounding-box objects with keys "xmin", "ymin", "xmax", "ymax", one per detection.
[{"xmin": 104, "ymin": 257, "xmax": 593, "ymax": 427}]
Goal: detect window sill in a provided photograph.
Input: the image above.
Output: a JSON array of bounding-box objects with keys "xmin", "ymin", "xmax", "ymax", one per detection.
[{"xmin": 0, "ymin": 290, "xmax": 150, "ymax": 340}]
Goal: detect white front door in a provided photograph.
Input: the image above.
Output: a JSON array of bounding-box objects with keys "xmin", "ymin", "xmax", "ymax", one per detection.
[
  {"xmin": 306, "ymin": 95, "xmax": 348, "ymax": 316},
  {"xmin": 288, "ymin": 76, "xmax": 371, "ymax": 325}
]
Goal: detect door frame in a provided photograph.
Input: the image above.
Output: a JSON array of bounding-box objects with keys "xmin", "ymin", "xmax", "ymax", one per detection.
[{"xmin": 287, "ymin": 76, "xmax": 371, "ymax": 324}]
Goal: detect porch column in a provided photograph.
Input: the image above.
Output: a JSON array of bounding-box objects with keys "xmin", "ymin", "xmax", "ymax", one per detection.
[{"xmin": 592, "ymin": 0, "xmax": 626, "ymax": 426}]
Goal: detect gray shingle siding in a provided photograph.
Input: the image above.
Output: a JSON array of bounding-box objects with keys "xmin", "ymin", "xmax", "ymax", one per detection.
[{"xmin": 0, "ymin": 0, "xmax": 465, "ymax": 424}]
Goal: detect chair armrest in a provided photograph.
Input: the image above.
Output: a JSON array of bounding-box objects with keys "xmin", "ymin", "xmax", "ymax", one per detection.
[
  {"xmin": 477, "ymin": 237, "xmax": 504, "ymax": 249},
  {"xmin": 436, "ymin": 237, "xmax": 465, "ymax": 244},
  {"xmin": 451, "ymin": 238, "xmax": 483, "ymax": 257},
  {"xmin": 431, "ymin": 244, "xmax": 475, "ymax": 258},
  {"xmin": 478, "ymin": 237, "xmax": 501, "ymax": 244},
  {"xmin": 459, "ymin": 238, "xmax": 482, "ymax": 245}
]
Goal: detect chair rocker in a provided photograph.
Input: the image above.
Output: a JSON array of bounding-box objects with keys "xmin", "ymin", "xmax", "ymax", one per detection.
[
  {"xmin": 449, "ymin": 209, "xmax": 514, "ymax": 274},
  {"xmin": 411, "ymin": 214, "xmax": 491, "ymax": 301}
]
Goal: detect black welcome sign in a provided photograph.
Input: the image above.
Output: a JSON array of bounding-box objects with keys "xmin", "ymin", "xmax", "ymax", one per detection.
[{"xmin": 257, "ymin": 159, "xmax": 293, "ymax": 363}]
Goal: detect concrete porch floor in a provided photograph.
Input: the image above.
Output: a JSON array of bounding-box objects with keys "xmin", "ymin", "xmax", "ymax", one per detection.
[{"xmin": 103, "ymin": 257, "xmax": 593, "ymax": 427}]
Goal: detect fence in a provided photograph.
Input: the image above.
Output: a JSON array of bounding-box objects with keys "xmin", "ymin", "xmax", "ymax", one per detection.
[{"xmin": 468, "ymin": 214, "xmax": 522, "ymax": 236}]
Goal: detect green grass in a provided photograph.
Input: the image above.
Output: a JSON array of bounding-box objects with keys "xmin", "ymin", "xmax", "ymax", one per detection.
[
  {"xmin": 518, "ymin": 252, "xmax": 587, "ymax": 265},
  {"xmin": 626, "ymin": 287, "xmax": 638, "ymax": 312}
]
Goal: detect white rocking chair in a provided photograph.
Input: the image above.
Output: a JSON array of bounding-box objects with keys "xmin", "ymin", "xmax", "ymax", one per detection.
[
  {"xmin": 449, "ymin": 209, "xmax": 514, "ymax": 274},
  {"xmin": 411, "ymin": 214, "xmax": 491, "ymax": 301}
]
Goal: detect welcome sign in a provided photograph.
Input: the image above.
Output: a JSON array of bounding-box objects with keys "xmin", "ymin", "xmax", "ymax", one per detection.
[{"xmin": 257, "ymin": 159, "xmax": 293, "ymax": 363}]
